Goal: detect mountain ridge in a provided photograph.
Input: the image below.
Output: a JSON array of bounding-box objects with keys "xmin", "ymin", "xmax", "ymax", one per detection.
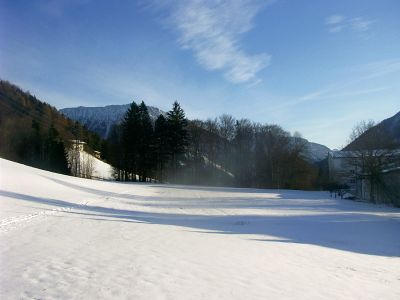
[
  {"xmin": 60, "ymin": 104, "xmax": 165, "ymax": 139},
  {"xmin": 344, "ymin": 110, "xmax": 400, "ymax": 150}
]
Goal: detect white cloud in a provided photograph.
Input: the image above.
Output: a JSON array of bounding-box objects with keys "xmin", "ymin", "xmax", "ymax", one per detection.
[
  {"xmin": 159, "ymin": 0, "xmax": 271, "ymax": 84},
  {"xmin": 325, "ymin": 15, "xmax": 373, "ymax": 34},
  {"xmin": 325, "ymin": 15, "xmax": 345, "ymax": 25},
  {"xmin": 350, "ymin": 17, "xmax": 372, "ymax": 32}
]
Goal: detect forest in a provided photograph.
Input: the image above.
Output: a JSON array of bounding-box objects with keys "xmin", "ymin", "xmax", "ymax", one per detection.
[
  {"xmin": 1, "ymin": 80, "xmax": 322, "ymax": 190},
  {"xmin": 104, "ymin": 101, "xmax": 320, "ymax": 189}
]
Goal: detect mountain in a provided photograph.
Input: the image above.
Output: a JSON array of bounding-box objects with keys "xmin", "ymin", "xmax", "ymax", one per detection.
[
  {"xmin": 60, "ymin": 104, "xmax": 165, "ymax": 139},
  {"xmin": 289, "ymin": 137, "xmax": 330, "ymax": 162},
  {"xmin": 381, "ymin": 111, "xmax": 400, "ymax": 143},
  {"xmin": 305, "ymin": 141, "xmax": 330, "ymax": 162},
  {"xmin": 345, "ymin": 111, "xmax": 400, "ymax": 150}
]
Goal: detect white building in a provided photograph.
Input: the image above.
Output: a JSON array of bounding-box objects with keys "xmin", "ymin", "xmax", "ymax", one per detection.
[{"xmin": 69, "ymin": 140, "xmax": 86, "ymax": 151}]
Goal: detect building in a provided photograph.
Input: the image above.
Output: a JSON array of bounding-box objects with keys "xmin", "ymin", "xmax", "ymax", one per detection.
[
  {"xmin": 68, "ymin": 140, "xmax": 86, "ymax": 151},
  {"xmin": 328, "ymin": 149, "xmax": 400, "ymax": 204},
  {"xmin": 358, "ymin": 167, "xmax": 400, "ymax": 205}
]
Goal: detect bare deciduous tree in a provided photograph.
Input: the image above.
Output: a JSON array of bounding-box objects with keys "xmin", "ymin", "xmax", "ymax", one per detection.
[{"xmin": 347, "ymin": 121, "xmax": 399, "ymax": 203}]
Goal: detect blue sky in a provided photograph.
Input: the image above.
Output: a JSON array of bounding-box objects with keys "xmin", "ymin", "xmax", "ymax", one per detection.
[{"xmin": 1, "ymin": 0, "xmax": 399, "ymax": 148}]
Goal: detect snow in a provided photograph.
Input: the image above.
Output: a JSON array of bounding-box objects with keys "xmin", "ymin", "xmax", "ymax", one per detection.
[
  {"xmin": 1, "ymin": 158, "xmax": 399, "ymax": 299},
  {"xmin": 81, "ymin": 151, "xmax": 114, "ymax": 180}
]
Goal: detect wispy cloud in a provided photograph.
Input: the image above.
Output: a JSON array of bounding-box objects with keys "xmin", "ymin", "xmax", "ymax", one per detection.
[
  {"xmin": 325, "ymin": 14, "xmax": 374, "ymax": 34},
  {"xmin": 272, "ymin": 58, "xmax": 400, "ymax": 111},
  {"xmin": 154, "ymin": 0, "xmax": 272, "ymax": 84},
  {"xmin": 357, "ymin": 58, "xmax": 400, "ymax": 80},
  {"xmin": 295, "ymin": 86, "xmax": 390, "ymax": 105},
  {"xmin": 37, "ymin": 0, "xmax": 91, "ymax": 17}
]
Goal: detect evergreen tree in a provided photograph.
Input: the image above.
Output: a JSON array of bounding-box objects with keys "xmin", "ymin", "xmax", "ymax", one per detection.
[
  {"xmin": 121, "ymin": 101, "xmax": 140, "ymax": 180},
  {"xmin": 137, "ymin": 101, "xmax": 154, "ymax": 182},
  {"xmin": 45, "ymin": 125, "xmax": 70, "ymax": 174},
  {"xmin": 166, "ymin": 101, "xmax": 188, "ymax": 181},
  {"xmin": 29, "ymin": 120, "xmax": 44, "ymax": 167},
  {"xmin": 153, "ymin": 115, "xmax": 170, "ymax": 181}
]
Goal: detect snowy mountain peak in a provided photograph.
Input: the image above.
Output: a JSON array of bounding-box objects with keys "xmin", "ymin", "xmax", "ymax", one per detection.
[{"xmin": 60, "ymin": 104, "xmax": 165, "ymax": 138}]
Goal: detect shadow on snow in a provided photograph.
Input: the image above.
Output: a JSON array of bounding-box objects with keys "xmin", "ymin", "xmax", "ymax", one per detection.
[{"xmin": 1, "ymin": 186, "xmax": 399, "ymax": 258}]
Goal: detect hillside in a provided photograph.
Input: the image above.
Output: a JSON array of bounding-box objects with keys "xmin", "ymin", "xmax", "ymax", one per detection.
[
  {"xmin": 60, "ymin": 104, "xmax": 165, "ymax": 139},
  {"xmin": 345, "ymin": 111, "xmax": 400, "ymax": 150},
  {"xmin": 0, "ymin": 80, "xmax": 104, "ymax": 170},
  {"xmin": 293, "ymin": 138, "xmax": 330, "ymax": 162},
  {"xmin": 1, "ymin": 158, "xmax": 399, "ymax": 299},
  {"xmin": 381, "ymin": 111, "xmax": 400, "ymax": 143}
]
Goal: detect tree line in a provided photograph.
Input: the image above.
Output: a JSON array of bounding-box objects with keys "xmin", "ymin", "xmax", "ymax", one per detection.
[{"xmin": 103, "ymin": 101, "xmax": 319, "ymax": 189}]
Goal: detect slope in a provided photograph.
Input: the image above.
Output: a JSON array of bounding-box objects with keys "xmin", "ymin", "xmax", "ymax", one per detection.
[
  {"xmin": 0, "ymin": 80, "xmax": 103, "ymax": 164},
  {"xmin": 381, "ymin": 111, "xmax": 400, "ymax": 143},
  {"xmin": 345, "ymin": 110, "xmax": 400, "ymax": 150},
  {"xmin": 1, "ymin": 158, "xmax": 399, "ymax": 299}
]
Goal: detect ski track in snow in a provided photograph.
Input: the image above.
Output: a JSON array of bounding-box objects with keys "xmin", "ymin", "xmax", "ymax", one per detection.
[
  {"xmin": 0, "ymin": 187, "xmax": 137, "ymax": 233},
  {"xmin": 0, "ymin": 201, "xmax": 88, "ymax": 233}
]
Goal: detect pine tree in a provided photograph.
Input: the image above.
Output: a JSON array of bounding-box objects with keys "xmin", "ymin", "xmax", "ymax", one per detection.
[
  {"xmin": 166, "ymin": 101, "xmax": 188, "ymax": 181},
  {"xmin": 121, "ymin": 101, "xmax": 140, "ymax": 180},
  {"xmin": 137, "ymin": 101, "xmax": 154, "ymax": 182},
  {"xmin": 45, "ymin": 125, "xmax": 69, "ymax": 174},
  {"xmin": 153, "ymin": 115, "xmax": 170, "ymax": 181}
]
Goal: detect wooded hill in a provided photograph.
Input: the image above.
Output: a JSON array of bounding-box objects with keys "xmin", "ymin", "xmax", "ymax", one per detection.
[
  {"xmin": 344, "ymin": 112, "xmax": 400, "ymax": 151},
  {"xmin": 0, "ymin": 80, "xmax": 103, "ymax": 173}
]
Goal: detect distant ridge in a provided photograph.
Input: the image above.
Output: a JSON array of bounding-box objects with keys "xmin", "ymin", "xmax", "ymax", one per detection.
[
  {"xmin": 60, "ymin": 104, "xmax": 165, "ymax": 139},
  {"xmin": 381, "ymin": 111, "xmax": 400, "ymax": 143},
  {"xmin": 344, "ymin": 110, "xmax": 400, "ymax": 150}
]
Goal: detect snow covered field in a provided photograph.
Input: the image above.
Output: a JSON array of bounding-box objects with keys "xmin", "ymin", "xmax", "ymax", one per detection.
[{"xmin": 0, "ymin": 158, "xmax": 399, "ymax": 300}]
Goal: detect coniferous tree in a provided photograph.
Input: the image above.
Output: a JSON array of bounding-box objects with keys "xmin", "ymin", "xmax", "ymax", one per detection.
[
  {"xmin": 153, "ymin": 115, "xmax": 170, "ymax": 181},
  {"xmin": 166, "ymin": 101, "xmax": 188, "ymax": 181},
  {"xmin": 137, "ymin": 101, "xmax": 154, "ymax": 182},
  {"xmin": 121, "ymin": 101, "xmax": 140, "ymax": 180},
  {"xmin": 45, "ymin": 125, "xmax": 70, "ymax": 174}
]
